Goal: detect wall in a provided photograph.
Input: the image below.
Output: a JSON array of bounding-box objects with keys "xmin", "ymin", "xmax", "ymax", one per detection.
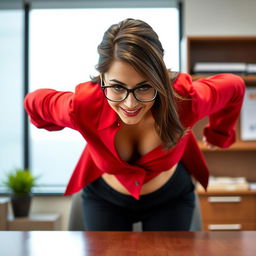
[{"xmin": 183, "ymin": 0, "xmax": 256, "ymax": 36}]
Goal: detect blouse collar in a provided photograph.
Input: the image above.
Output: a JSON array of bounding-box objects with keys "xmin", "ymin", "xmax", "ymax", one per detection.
[{"xmin": 97, "ymin": 98, "xmax": 119, "ymax": 131}]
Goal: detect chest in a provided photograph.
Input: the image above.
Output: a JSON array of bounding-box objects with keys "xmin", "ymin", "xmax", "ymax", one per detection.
[{"xmin": 114, "ymin": 122, "xmax": 162, "ymax": 163}]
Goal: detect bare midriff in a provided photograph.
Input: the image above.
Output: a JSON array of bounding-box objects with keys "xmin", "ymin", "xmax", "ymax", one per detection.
[{"xmin": 101, "ymin": 163, "xmax": 178, "ymax": 195}]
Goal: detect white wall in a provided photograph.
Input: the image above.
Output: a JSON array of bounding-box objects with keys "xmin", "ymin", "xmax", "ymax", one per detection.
[{"xmin": 183, "ymin": 0, "xmax": 256, "ymax": 36}]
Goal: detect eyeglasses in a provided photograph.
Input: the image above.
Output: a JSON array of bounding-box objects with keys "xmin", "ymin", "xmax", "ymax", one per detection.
[{"xmin": 101, "ymin": 79, "xmax": 157, "ymax": 103}]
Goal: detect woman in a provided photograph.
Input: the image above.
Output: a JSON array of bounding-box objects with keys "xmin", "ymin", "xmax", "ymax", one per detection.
[{"xmin": 24, "ymin": 18, "xmax": 245, "ymax": 231}]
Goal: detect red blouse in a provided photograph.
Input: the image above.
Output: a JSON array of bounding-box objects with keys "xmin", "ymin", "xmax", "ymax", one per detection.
[{"xmin": 24, "ymin": 73, "xmax": 245, "ymax": 199}]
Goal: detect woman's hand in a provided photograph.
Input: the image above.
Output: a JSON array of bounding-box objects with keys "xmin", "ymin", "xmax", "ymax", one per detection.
[{"xmin": 202, "ymin": 136, "xmax": 217, "ymax": 150}]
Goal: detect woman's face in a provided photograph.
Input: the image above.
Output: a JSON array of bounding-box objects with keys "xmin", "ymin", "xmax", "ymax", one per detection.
[{"xmin": 104, "ymin": 60, "xmax": 155, "ymax": 125}]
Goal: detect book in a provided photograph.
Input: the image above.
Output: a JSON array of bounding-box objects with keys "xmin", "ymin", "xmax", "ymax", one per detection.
[
  {"xmin": 193, "ymin": 62, "xmax": 247, "ymax": 74},
  {"xmin": 197, "ymin": 176, "xmax": 249, "ymax": 192},
  {"xmin": 247, "ymin": 64, "xmax": 256, "ymax": 74},
  {"xmin": 249, "ymin": 183, "xmax": 256, "ymax": 190},
  {"xmin": 241, "ymin": 88, "xmax": 256, "ymax": 140}
]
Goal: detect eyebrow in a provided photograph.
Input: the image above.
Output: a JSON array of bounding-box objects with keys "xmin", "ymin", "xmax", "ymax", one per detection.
[{"xmin": 109, "ymin": 79, "xmax": 148, "ymax": 87}]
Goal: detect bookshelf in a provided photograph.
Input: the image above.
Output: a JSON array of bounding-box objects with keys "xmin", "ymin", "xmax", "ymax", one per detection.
[{"xmin": 186, "ymin": 36, "xmax": 256, "ymax": 230}]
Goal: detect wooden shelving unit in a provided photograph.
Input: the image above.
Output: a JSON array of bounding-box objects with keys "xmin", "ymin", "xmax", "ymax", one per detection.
[
  {"xmin": 197, "ymin": 141, "xmax": 256, "ymax": 151},
  {"xmin": 186, "ymin": 36, "xmax": 256, "ymax": 231},
  {"xmin": 192, "ymin": 74, "xmax": 256, "ymax": 86}
]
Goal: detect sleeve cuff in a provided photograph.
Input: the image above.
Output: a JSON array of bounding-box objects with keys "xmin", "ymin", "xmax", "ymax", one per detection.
[
  {"xmin": 203, "ymin": 125, "xmax": 236, "ymax": 148},
  {"xmin": 30, "ymin": 118, "xmax": 64, "ymax": 131}
]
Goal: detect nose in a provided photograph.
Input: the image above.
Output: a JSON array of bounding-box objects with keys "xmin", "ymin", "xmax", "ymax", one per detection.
[{"xmin": 123, "ymin": 92, "xmax": 138, "ymax": 108}]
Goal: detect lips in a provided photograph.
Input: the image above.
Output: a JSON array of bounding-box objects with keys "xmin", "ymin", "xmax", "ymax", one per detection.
[{"xmin": 120, "ymin": 107, "xmax": 141, "ymax": 117}]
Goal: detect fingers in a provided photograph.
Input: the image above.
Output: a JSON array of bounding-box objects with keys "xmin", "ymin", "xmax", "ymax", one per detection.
[{"xmin": 202, "ymin": 136, "xmax": 217, "ymax": 150}]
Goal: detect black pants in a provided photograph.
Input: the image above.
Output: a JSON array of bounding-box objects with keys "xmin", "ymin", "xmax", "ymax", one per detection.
[{"xmin": 82, "ymin": 162, "xmax": 195, "ymax": 231}]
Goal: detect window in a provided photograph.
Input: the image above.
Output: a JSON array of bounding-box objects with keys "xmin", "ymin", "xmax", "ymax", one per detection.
[{"xmin": 0, "ymin": 10, "xmax": 23, "ymax": 183}]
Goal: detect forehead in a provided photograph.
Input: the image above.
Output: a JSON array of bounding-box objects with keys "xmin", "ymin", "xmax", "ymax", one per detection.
[{"xmin": 105, "ymin": 60, "xmax": 146, "ymax": 84}]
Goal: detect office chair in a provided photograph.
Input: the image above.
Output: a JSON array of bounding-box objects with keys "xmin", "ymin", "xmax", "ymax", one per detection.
[{"xmin": 68, "ymin": 189, "xmax": 202, "ymax": 231}]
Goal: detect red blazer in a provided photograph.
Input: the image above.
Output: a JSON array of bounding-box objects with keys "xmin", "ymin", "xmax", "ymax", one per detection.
[{"xmin": 24, "ymin": 73, "xmax": 245, "ymax": 199}]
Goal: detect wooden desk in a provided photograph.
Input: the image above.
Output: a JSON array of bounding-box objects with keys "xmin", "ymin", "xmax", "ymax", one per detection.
[{"xmin": 0, "ymin": 231, "xmax": 256, "ymax": 255}]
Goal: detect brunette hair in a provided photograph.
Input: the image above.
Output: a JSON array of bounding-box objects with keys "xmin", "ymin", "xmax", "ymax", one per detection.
[{"xmin": 92, "ymin": 18, "xmax": 185, "ymax": 149}]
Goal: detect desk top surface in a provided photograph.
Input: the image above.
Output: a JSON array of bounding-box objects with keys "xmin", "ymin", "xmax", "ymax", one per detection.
[{"xmin": 0, "ymin": 231, "xmax": 256, "ymax": 256}]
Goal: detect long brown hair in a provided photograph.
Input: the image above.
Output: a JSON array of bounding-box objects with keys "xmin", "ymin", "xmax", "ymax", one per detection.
[{"xmin": 91, "ymin": 18, "xmax": 185, "ymax": 149}]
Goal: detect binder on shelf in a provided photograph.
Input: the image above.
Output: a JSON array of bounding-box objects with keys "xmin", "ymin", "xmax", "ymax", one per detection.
[
  {"xmin": 241, "ymin": 88, "xmax": 256, "ymax": 140},
  {"xmin": 247, "ymin": 64, "xmax": 256, "ymax": 74},
  {"xmin": 193, "ymin": 62, "xmax": 247, "ymax": 74},
  {"xmin": 249, "ymin": 183, "xmax": 256, "ymax": 190}
]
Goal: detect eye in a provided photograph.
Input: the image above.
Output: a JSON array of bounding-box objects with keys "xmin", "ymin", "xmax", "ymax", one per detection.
[
  {"xmin": 137, "ymin": 84, "xmax": 152, "ymax": 91},
  {"xmin": 112, "ymin": 84, "xmax": 125, "ymax": 92}
]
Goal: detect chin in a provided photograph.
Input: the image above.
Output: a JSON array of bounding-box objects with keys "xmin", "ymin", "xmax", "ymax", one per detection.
[
  {"xmin": 120, "ymin": 116, "xmax": 140, "ymax": 125},
  {"xmin": 118, "ymin": 111, "xmax": 142, "ymax": 125}
]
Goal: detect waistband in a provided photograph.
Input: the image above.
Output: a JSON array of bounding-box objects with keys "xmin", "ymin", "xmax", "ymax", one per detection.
[{"xmin": 83, "ymin": 162, "xmax": 195, "ymax": 209}]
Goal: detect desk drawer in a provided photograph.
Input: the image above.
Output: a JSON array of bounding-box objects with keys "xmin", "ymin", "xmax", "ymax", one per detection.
[{"xmin": 199, "ymin": 195, "xmax": 256, "ymax": 222}]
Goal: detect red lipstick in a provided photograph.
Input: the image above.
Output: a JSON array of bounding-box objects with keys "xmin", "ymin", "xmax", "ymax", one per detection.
[{"xmin": 120, "ymin": 107, "xmax": 141, "ymax": 117}]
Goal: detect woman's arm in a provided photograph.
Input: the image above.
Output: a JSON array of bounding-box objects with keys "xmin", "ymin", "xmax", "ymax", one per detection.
[
  {"xmin": 175, "ymin": 73, "xmax": 245, "ymax": 148},
  {"xmin": 24, "ymin": 89, "xmax": 77, "ymax": 131},
  {"xmin": 196, "ymin": 74, "xmax": 245, "ymax": 148}
]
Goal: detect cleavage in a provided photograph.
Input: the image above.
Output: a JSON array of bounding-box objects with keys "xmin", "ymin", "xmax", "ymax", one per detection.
[{"xmin": 114, "ymin": 127, "xmax": 139, "ymax": 163}]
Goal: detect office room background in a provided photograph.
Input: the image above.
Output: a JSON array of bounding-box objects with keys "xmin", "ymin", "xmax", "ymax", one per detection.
[{"xmin": 1, "ymin": 0, "xmax": 256, "ymax": 230}]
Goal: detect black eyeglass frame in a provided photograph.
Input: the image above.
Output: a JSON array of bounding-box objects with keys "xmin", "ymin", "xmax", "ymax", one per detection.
[{"xmin": 100, "ymin": 79, "xmax": 158, "ymax": 103}]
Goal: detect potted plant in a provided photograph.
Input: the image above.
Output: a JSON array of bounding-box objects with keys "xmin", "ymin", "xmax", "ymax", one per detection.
[{"xmin": 3, "ymin": 168, "xmax": 38, "ymax": 217}]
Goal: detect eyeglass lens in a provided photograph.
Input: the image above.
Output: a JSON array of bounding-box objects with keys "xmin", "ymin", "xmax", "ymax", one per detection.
[{"xmin": 104, "ymin": 86, "xmax": 156, "ymax": 102}]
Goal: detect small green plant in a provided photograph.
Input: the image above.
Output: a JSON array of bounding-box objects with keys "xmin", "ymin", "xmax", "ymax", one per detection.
[{"xmin": 3, "ymin": 169, "xmax": 38, "ymax": 195}]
